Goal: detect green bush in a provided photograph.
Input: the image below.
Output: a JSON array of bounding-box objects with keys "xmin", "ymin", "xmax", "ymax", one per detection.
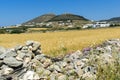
[
  {"xmin": 0, "ymin": 29, "xmax": 6, "ymax": 34},
  {"xmin": 10, "ymin": 29, "xmax": 24, "ymax": 34}
]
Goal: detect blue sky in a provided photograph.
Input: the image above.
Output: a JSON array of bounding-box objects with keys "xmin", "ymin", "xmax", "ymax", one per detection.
[{"xmin": 0, "ymin": 0, "xmax": 120, "ymax": 26}]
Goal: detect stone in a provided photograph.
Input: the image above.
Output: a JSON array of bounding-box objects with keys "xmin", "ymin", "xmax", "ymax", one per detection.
[
  {"xmin": 82, "ymin": 72, "xmax": 96, "ymax": 80},
  {"xmin": 74, "ymin": 60, "xmax": 82, "ymax": 66},
  {"xmin": 69, "ymin": 50, "xmax": 82, "ymax": 60},
  {"xmin": 35, "ymin": 49, "xmax": 42, "ymax": 55},
  {"xmin": 0, "ymin": 76, "xmax": 7, "ymax": 80},
  {"xmin": 50, "ymin": 73, "xmax": 56, "ymax": 80},
  {"xmin": 68, "ymin": 76, "xmax": 75, "ymax": 80},
  {"xmin": 26, "ymin": 40, "xmax": 34, "ymax": 46},
  {"xmin": 36, "ymin": 67, "xmax": 45, "ymax": 75},
  {"xmin": 43, "ymin": 59, "xmax": 52, "ymax": 68},
  {"xmin": 3, "ymin": 57, "xmax": 23, "ymax": 67},
  {"xmin": 21, "ymin": 46, "xmax": 29, "ymax": 53},
  {"xmin": 0, "ymin": 47, "xmax": 6, "ymax": 55},
  {"xmin": 35, "ymin": 54, "xmax": 46, "ymax": 61},
  {"xmin": 16, "ymin": 51, "xmax": 26, "ymax": 61},
  {"xmin": 40, "ymin": 57, "xmax": 47, "ymax": 63},
  {"xmin": 0, "ymin": 60, "xmax": 3, "ymax": 67},
  {"xmin": 25, "ymin": 51, "xmax": 33, "ymax": 59},
  {"xmin": 42, "ymin": 70, "xmax": 51, "ymax": 76},
  {"xmin": 81, "ymin": 58, "xmax": 89, "ymax": 63},
  {"xmin": 47, "ymin": 65, "xmax": 54, "ymax": 72},
  {"xmin": 64, "ymin": 65, "xmax": 74, "ymax": 70},
  {"xmin": 100, "ymin": 53, "xmax": 113, "ymax": 64},
  {"xmin": 76, "ymin": 66, "xmax": 83, "ymax": 77},
  {"xmin": 5, "ymin": 50, "xmax": 17, "ymax": 57},
  {"xmin": 32, "ymin": 41, "xmax": 41, "ymax": 51},
  {"xmin": 2, "ymin": 67, "xmax": 14, "ymax": 75},
  {"xmin": 60, "ymin": 61, "xmax": 67, "ymax": 68},
  {"xmin": 0, "ymin": 53, "xmax": 6, "ymax": 60},
  {"xmin": 22, "ymin": 46, "xmax": 28, "ymax": 50},
  {"xmin": 57, "ymin": 75, "xmax": 67, "ymax": 80},
  {"xmin": 84, "ymin": 66, "xmax": 96, "ymax": 74},
  {"xmin": 24, "ymin": 57, "xmax": 31, "ymax": 64},
  {"xmin": 53, "ymin": 65, "xmax": 61, "ymax": 72},
  {"xmin": 23, "ymin": 71, "xmax": 40, "ymax": 80},
  {"xmin": 31, "ymin": 59, "xmax": 43, "ymax": 68},
  {"xmin": 66, "ymin": 69, "xmax": 75, "ymax": 75},
  {"xmin": 15, "ymin": 45, "xmax": 23, "ymax": 51}
]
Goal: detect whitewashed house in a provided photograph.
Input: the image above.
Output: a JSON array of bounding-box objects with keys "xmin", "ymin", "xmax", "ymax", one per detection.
[
  {"xmin": 95, "ymin": 22, "xmax": 110, "ymax": 27},
  {"xmin": 83, "ymin": 22, "xmax": 110, "ymax": 28},
  {"xmin": 83, "ymin": 24, "xmax": 94, "ymax": 28}
]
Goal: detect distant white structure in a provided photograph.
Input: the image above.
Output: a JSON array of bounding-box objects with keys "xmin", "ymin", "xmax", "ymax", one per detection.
[
  {"xmin": 83, "ymin": 22, "xmax": 110, "ymax": 28},
  {"xmin": 95, "ymin": 22, "xmax": 110, "ymax": 27},
  {"xmin": 83, "ymin": 24, "xmax": 94, "ymax": 28}
]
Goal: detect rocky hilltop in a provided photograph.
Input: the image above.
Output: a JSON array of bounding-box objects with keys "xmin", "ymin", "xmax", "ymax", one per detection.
[{"xmin": 0, "ymin": 39, "xmax": 120, "ymax": 80}]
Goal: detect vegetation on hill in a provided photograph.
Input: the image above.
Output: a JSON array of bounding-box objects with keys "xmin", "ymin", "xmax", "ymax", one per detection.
[{"xmin": 48, "ymin": 13, "xmax": 89, "ymax": 21}]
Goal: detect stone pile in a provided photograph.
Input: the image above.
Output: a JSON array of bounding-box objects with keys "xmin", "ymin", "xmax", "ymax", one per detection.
[{"xmin": 0, "ymin": 39, "xmax": 120, "ymax": 80}]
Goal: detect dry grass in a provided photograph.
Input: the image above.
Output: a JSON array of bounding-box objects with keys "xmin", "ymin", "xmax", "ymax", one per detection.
[
  {"xmin": 0, "ymin": 27, "xmax": 120, "ymax": 56},
  {"xmin": 28, "ymin": 28, "xmax": 48, "ymax": 31}
]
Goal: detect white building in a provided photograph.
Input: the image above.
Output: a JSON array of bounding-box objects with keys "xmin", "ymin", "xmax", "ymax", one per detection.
[
  {"xmin": 83, "ymin": 22, "xmax": 110, "ymax": 28},
  {"xmin": 95, "ymin": 22, "xmax": 110, "ymax": 27}
]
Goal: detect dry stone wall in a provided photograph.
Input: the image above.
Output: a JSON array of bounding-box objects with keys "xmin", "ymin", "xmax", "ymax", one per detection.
[{"xmin": 0, "ymin": 39, "xmax": 120, "ymax": 80}]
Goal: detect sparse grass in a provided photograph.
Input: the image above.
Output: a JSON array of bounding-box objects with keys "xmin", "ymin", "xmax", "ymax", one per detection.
[{"xmin": 0, "ymin": 27, "xmax": 120, "ymax": 56}]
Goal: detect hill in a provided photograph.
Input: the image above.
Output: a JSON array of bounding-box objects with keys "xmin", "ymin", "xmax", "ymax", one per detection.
[
  {"xmin": 49, "ymin": 13, "xmax": 89, "ymax": 21},
  {"xmin": 22, "ymin": 14, "xmax": 56, "ymax": 25},
  {"xmin": 22, "ymin": 13, "xmax": 90, "ymax": 27},
  {"xmin": 101, "ymin": 17, "xmax": 120, "ymax": 23}
]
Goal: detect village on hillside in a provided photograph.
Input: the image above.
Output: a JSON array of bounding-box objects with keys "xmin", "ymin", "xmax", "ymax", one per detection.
[{"xmin": 0, "ymin": 13, "xmax": 120, "ymax": 34}]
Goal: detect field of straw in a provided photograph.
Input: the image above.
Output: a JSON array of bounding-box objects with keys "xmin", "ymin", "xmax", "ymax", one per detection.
[{"xmin": 0, "ymin": 27, "xmax": 120, "ymax": 56}]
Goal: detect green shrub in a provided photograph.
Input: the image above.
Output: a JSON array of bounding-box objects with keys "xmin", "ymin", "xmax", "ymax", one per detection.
[
  {"xmin": 10, "ymin": 29, "xmax": 24, "ymax": 34},
  {"xmin": 0, "ymin": 29, "xmax": 6, "ymax": 34}
]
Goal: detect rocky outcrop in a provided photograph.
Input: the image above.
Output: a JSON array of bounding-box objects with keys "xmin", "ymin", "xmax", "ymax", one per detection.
[{"xmin": 0, "ymin": 39, "xmax": 120, "ymax": 80}]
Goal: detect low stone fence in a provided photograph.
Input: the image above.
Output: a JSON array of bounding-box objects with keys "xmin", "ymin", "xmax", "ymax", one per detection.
[{"xmin": 0, "ymin": 39, "xmax": 120, "ymax": 80}]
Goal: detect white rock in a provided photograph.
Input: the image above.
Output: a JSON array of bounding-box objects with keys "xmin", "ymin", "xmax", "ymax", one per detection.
[
  {"xmin": 2, "ymin": 67, "xmax": 14, "ymax": 75},
  {"xmin": 58, "ymin": 75, "xmax": 67, "ymax": 80},
  {"xmin": 23, "ymin": 71, "xmax": 40, "ymax": 80}
]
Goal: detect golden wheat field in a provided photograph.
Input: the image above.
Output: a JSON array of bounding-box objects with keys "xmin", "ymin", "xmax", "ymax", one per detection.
[{"xmin": 0, "ymin": 27, "xmax": 120, "ymax": 56}]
